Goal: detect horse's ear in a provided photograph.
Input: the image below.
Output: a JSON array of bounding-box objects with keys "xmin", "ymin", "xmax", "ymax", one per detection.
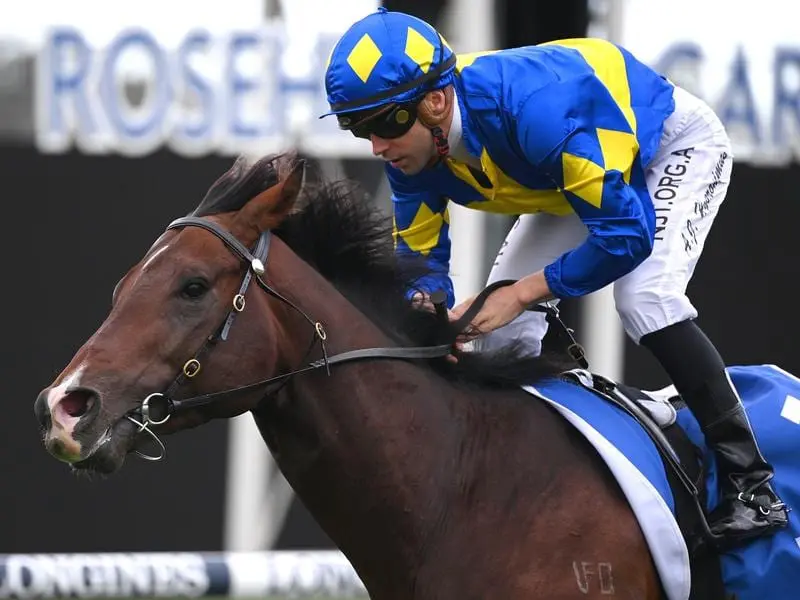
[{"xmin": 234, "ymin": 159, "xmax": 306, "ymax": 237}]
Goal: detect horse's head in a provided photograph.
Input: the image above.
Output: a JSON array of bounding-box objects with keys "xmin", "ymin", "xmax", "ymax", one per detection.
[{"xmin": 34, "ymin": 156, "xmax": 306, "ymax": 474}]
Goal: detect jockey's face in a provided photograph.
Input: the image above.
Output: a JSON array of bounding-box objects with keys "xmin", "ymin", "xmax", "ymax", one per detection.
[
  {"xmin": 369, "ymin": 119, "xmax": 436, "ymax": 176},
  {"xmin": 369, "ymin": 88, "xmax": 451, "ymax": 175}
]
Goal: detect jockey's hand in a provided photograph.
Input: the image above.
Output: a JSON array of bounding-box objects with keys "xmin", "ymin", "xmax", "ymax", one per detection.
[
  {"xmin": 450, "ymin": 272, "xmax": 553, "ymax": 347},
  {"xmin": 411, "ymin": 291, "xmax": 460, "ymax": 319},
  {"xmin": 410, "ymin": 291, "xmax": 437, "ymax": 313},
  {"xmin": 449, "ymin": 284, "xmax": 528, "ymax": 343},
  {"xmin": 411, "ymin": 292, "xmax": 462, "ymax": 364}
]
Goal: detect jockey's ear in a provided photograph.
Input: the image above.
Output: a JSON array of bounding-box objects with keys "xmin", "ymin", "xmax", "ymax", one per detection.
[
  {"xmin": 418, "ymin": 86, "xmax": 453, "ymax": 127},
  {"xmin": 232, "ymin": 159, "xmax": 306, "ymax": 241}
]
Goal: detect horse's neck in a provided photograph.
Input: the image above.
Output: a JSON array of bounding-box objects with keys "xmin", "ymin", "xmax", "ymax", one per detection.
[
  {"xmin": 261, "ymin": 241, "xmax": 454, "ymax": 484},
  {"xmin": 253, "ymin": 244, "xmax": 590, "ymax": 596},
  {"xmin": 254, "ymin": 246, "xmax": 462, "ymax": 580}
]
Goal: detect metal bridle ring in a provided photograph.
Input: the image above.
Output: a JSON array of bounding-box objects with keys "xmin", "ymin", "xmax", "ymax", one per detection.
[
  {"xmin": 141, "ymin": 393, "xmax": 172, "ymax": 426},
  {"xmin": 315, "ymin": 322, "xmax": 327, "ymax": 341},
  {"xmin": 233, "ymin": 294, "xmax": 246, "ymax": 312},
  {"xmin": 125, "ymin": 414, "xmax": 167, "ymax": 461}
]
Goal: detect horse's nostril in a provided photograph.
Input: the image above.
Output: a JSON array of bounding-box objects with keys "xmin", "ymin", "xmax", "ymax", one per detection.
[{"xmin": 61, "ymin": 391, "xmax": 93, "ymax": 418}]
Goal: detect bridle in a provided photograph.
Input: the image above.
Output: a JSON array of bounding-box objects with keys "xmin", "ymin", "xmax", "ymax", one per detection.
[
  {"xmin": 123, "ymin": 215, "xmax": 585, "ymax": 462},
  {"xmin": 125, "ymin": 215, "xmax": 455, "ymax": 461}
]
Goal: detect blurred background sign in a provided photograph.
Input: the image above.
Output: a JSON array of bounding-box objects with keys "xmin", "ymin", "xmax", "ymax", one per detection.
[
  {"xmin": 30, "ymin": 0, "xmax": 373, "ymax": 157},
  {"xmin": 621, "ymin": 0, "xmax": 800, "ymax": 166}
]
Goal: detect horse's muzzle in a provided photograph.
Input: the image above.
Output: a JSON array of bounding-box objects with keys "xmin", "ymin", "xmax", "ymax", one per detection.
[{"xmin": 35, "ymin": 386, "xmax": 103, "ymax": 463}]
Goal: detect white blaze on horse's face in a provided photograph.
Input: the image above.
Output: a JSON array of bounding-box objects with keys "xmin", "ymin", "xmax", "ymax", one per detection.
[
  {"xmin": 43, "ymin": 364, "xmax": 87, "ymax": 461},
  {"xmin": 34, "ymin": 157, "xmax": 307, "ymax": 474},
  {"xmin": 140, "ymin": 243, "xmax": 171, "ymax": 273},
  {"xmin": 38, "ymin": 239, "xmax": 179, "ymax": 465}
]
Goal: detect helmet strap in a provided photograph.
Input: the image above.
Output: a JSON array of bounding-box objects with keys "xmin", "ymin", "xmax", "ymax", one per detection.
[
  {"xmin": 418, "ymin": 87, "xmax": 453, "ymax": 162},
  {"xmin": 431, "ymin": 126, "xmax": 450, "ymax": 156}
]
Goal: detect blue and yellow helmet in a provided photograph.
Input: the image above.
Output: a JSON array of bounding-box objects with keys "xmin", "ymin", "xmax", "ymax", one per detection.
[{"xmin": 321, "ymin": 8, "xmax": 457, "ymax": 117}]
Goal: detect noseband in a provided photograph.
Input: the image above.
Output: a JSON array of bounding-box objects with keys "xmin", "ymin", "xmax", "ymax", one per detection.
[{"xmin": 126, "ymin": 216, "xmax": 456, "ymax": 461}]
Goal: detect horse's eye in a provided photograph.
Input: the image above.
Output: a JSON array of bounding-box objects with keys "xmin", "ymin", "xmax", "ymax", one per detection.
[{"xmin": 181, "ymin": 279, "xmax": 209, "ymax": 300}]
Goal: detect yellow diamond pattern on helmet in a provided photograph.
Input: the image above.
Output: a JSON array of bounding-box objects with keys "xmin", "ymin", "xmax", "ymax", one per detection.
[
  {"xmin": 404, "ymin": 27, "xmax": 435, "ymax": 74},
  {"xmin": 562, "ymin": 152, "xmax": 605, "ymax": 208},
  {"xmin": 347, "ymin": 34, "xmax": 383, "ymax": 83},
  {"xmin": 396, "ymin": 202, "xmax": 444, "ymax": 256},
  {"xmin": 597, "ymin": 128, "xmax": 638, "ymax": 184}
]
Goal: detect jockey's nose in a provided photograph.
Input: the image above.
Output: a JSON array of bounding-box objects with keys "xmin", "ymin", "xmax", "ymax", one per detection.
[{"xmin": 370, "ymin": 134, "xmax": 390, "ymax": 156}]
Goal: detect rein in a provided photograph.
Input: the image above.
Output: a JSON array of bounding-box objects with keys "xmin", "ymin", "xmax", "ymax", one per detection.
[{"xmin": 125, "ymin": 216, "xmax": 584, "ymax": 461}]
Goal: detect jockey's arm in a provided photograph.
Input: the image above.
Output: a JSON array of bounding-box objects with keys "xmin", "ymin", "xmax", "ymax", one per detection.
[
  {"xmin": 386, "ymin": 165, "xmax": 455, "ymax": 307},
  {"xmin": 514, "ymin": 77, "xmax": 655, "ymax": 301}
]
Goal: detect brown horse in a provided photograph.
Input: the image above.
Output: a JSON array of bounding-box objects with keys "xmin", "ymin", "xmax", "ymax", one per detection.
[{"xmin": 33, "ymin": 155, "xmax": 662, "ymax": 598}]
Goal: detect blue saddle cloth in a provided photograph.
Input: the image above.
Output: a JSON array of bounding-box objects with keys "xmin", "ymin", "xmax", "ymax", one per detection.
[{"xmin": 526, "ymin": 364, "xmax": 800, "ymax": 600}]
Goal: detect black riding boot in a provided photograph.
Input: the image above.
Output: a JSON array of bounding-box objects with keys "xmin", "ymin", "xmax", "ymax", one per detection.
[{"xmin": 641, "ymin": 320, "xmax": 789, "ymax": 551}]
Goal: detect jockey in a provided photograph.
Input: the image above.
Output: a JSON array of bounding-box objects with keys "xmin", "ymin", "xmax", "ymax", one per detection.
[{"xmin": 321, "ymin": 8, "xmax": 788, "ymax": 548}]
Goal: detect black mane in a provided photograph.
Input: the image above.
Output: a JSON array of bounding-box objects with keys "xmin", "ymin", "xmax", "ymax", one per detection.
[{"xmin": 194, "ymin": 154, "xmax": 574, "ymax": 388}]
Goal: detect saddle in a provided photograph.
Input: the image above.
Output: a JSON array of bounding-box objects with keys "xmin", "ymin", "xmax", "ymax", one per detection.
[
  {"xmin": 435, "ymin": 280, "xmax": 736, "ymax": 598},
  {"xmin": 562, "ymin": 368, "xmax": 734, "ymax": 600}
]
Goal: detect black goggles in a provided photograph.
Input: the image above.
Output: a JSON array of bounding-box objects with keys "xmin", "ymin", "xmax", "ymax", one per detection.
[{"xmin": 337, "ymin": 102, "xmax": 419, "ymax": 140}]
